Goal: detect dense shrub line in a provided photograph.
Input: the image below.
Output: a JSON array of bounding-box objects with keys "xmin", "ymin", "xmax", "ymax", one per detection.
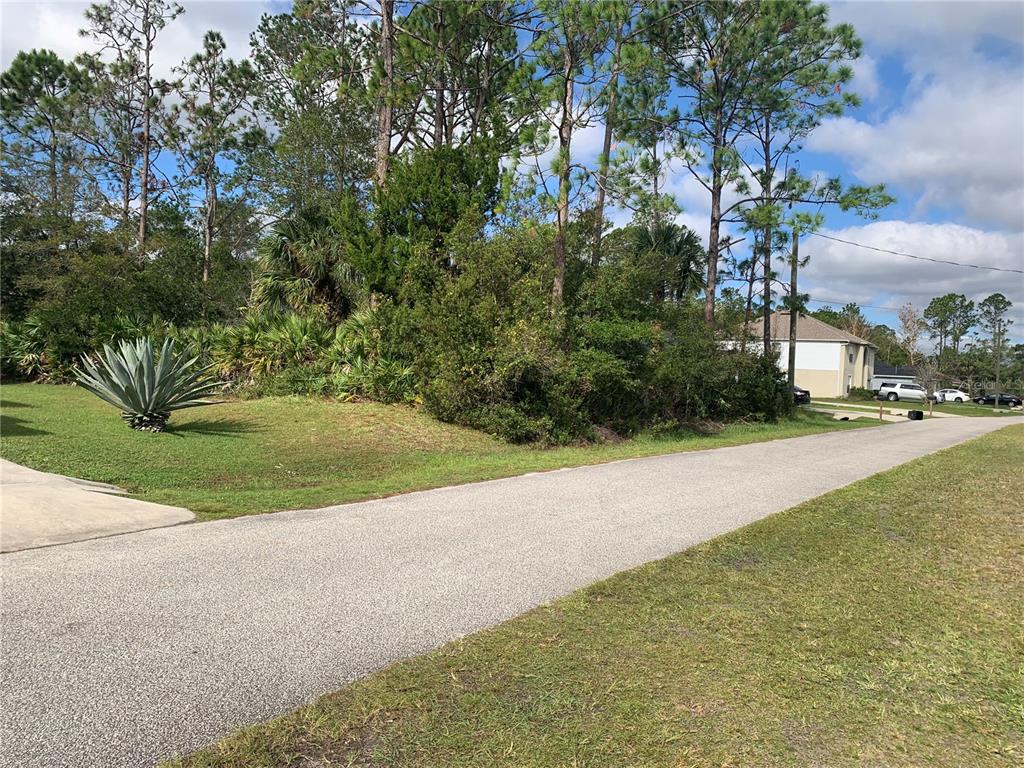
[{"xmin": 1, "ymin": 225, "xmax": 791, "ymax": 444}]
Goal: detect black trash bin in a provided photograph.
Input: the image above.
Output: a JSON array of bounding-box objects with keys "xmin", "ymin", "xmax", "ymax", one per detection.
[{"xmin": 907, "ymin": 410, "xmax": 924, "ymax": 421}]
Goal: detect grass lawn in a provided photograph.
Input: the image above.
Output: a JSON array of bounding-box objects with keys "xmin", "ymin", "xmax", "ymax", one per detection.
[
  {"xmin": 167, "ymin": 424, "xmax": 1023, "ymax": 768},
  {"xmin": 815, "ymin": 397, "xmax": 1021, "ymax": 417},
  {"xmin": 930, "ymin": 401, "xmax": 1022, "ymax": 417},
  {"xmin": 0, "ymin": 383, "xmax": 872, "ymax": 521}
]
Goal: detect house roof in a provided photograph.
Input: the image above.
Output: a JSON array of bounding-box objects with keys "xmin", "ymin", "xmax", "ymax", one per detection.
[{"xmin": 747, "ymin": 312, "xmax": 876, "ymax": 347}]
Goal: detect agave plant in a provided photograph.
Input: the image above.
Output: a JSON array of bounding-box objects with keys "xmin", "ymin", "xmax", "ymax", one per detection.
[{"xmin": 75, "ymin": 337, "xmax": 221, "ymax": 432}]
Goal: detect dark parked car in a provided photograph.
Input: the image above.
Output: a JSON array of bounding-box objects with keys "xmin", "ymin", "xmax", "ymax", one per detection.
[
  {"xmin": 974, "ymin": 393, "xmax": 1022, "ymax": 407},
  {"xmin": 792, "ymin": 386, "xmax": 811, "ymax": 404}
]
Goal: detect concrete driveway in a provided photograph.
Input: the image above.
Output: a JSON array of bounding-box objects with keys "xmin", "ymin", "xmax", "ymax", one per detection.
[
  {"xmin": 0, "ymin": 459, "xmax": 193, "ymax": 552},
  {"xmin": 1, "ymin": 415, "xmax": 1019, "ymax": 767}
]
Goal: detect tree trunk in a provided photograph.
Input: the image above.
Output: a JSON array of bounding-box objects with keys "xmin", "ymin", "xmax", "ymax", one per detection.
[
  {"xmin": 761, "ymin": 119, "xmax": 773, "ymax": 357},
  {"xmin": 552, "ymin": 44, "xmax": 575, "ymax": 306},
  {"xmin": 433, "ymin": 4, "xmax": 445, "ymax": 148},
  {"xmin": 434, "ymin": 84, "xmax": 445, "ymax": 149},
  {"xmin": 137, "ymin": 3, "xmax": 153, "ymax": 253},
  {"xmin": 121, "ymin": 164, "xmax": 132, "ymax": 229},
  {"xmin": 48, "ymin": 132, "xmax": 58, "ymax": 213},
  {"xmin": 739, "ymin": 257, "xmax": 757, "ymax": 354},
  {"xmin": 787, "ymin": 228, "xmax": 799, "ymax": 388},
  {"xmin": 202, "ymin": 172, "xmax": 216, "ymax": 283},
  {"xmin": 993, "ymin": 323, "xmax": 1001, "ymax": 411},
  {"xmin": 704, "ymin": 114, "xmax": 725, "ymax": 325},
  {"xmin": 704, "ymin": 183, "xmax": 722, "ymax": 325},
  {"xmin": 650, "ymin": 141, "xmax": 661, "ymax": 226},
  {"xmin": 374, "ymin": 0, "xmax": 395, "ymax": 191},
  {"xmin": 592, "ymin": 25, "xmax": 623, "ymax": 267},
  {"xmin": 592, "ymin": 110, "xmax": 614, "ymax": 267},
  {"xmin": 202, "ymin": 74, "xmax": 218, "ymax": 284},
  {"xmin": 762, "ymin": 228, "xmax": 772, "ymax": 357},
  {"xmin": 138, "ymin": 118, "xmax": 150, "ymax": 250}
]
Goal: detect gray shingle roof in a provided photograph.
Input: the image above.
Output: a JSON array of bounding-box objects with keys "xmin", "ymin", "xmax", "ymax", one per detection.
[{"xmin": 747, "ymin": 312, "xmax": 876, "ymax": 347}]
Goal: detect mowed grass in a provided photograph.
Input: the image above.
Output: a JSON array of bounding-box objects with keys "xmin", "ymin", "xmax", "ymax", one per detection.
[
  {"xmin": 168, "ymin": 425, "xmax": 1024, "ymax": 768},
  {"xmin": 0, "ymin": 383, "xmax": 871, "ymax": 520},
  {"xmin": 820, "ymin": 396, "xmax": 1021, "ymax": 417},
  {"xmin": 931, "ymin": 401, "xmax": 1022, "ymax": 417}
]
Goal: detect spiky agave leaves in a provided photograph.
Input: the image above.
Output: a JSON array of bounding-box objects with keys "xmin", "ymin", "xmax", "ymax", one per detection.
[{"xmin": 74, "ymin": 337, "xmax": 221, "ymax": 432}]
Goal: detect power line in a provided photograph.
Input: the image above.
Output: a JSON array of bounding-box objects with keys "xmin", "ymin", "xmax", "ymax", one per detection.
[
  {"xmin": 805, "ymin": 297, "xmax": 900, "ymax": 313},
  {"xmin": 807, "ymin": 232, "xmax": 1024, "ymax": 275}
]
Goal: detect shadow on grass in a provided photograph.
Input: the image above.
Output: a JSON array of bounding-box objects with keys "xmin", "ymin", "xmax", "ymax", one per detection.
[
  {"xmin": 0, "ymin": 399, "xmax": 33, "ymax": 409},
  {"xmin": 166, "ymin": 418, "xmax": 261, "ymax": 437},
  {"xmin": 0, "ymin": 413, "xmax": 51, "ymax": 436}
]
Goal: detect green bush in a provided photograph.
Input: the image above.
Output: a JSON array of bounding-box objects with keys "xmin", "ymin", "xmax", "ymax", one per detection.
[
  {"xmin": 333, "ymin": 357, "xmax": 417, "ymax": 404},
  {"xmin": 159, "ymin": 310, "xmax": 419, "ymax": 403},
  {"xmin": 394, "ymin": 227, "xmax": 590, "ymax": 443},
  {"xmin": 570, "ymin": 348, "xmax": 641, "ymax": 430},
  {"xmin": 252, "ymin": 364, "xmax": 332, "ymax": 397},
  {"xmin": 847, "ymin": 386, "xmax": 876, "ymax": 401},
  {"xmin": 200, "ymin": 313, "xmax": 334, "ymax": 383},
  {"xmin": 362, "ymin": 220, "xmax": 793, "ymax": 443},
  {"xmin": 1, "ymin": 317, "xmax": 49, "ymax": 379}
]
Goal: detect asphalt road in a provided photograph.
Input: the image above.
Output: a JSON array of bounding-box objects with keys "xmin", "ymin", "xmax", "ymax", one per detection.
[{"xmin": 1, "ymin": 416, "xmax": 1018, "ymax": 767}]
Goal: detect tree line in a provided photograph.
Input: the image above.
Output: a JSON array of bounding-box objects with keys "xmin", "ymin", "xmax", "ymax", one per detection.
[{"xmin": 2, "ymin": 0, "xmax": 908, "ymax": 440}]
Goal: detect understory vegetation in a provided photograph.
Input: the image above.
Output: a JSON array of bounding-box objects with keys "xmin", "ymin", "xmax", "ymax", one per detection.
[
  {"xmin": 166, "ymin": 424, "xmax": 1024, "ymax": 767},
  {"xmin": 1, "ymin": 213, "xmax": 792, "ymax": 443}
]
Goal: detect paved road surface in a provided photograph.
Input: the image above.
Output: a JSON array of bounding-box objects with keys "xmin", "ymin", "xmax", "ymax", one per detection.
[{"xmin": 2, "ymin": 416, "xmax": 1018, "ymax": 767}]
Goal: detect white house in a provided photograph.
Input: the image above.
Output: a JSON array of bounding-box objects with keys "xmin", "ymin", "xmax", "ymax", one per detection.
[{"xmin": 748, "ymin": 312, "xmax": 876, "ymax": 398}]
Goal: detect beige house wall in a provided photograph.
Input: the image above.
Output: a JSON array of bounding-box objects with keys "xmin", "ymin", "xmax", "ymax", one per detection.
[
  {"xmin": 794, "ymin": 342, "xmax": 874, "ymax": 398},
  {"xmin": 841, "ymin": 343, "xmax": 854, "ymax": 394},
  {"xmin": 793, "ymin": 369, "xmax": 844, "ymax": 398},
  {"xmin": 769, "ymin": 337, "xmax": 876, "ymax": 398},
  {"xmin": 843, "ymin": 342, "xmax": 876, "ymax": 391},
  {"xmin": 840, "ymin": 342, "xmax": 874, "ymax": 393}
]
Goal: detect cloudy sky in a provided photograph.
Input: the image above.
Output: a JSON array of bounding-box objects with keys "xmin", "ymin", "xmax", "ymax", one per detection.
[{"xmin": 2, "ymin": 0, "xmax": 1022, "ymax": 340}]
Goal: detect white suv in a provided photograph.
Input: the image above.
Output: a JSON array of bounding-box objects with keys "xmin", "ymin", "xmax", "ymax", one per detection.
[
  {"xmin": 935, "ymin": 388, "xmax": 971, "ymax": 403},
  {"xmin": 877, "ymin": 382, "xmax": 927, "ymax": 402}
]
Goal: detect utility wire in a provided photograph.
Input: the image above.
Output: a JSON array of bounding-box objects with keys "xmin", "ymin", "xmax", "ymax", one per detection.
[
  {"xmin": 805, "ymin": 298, "xmax": 900, "ymax": 313},
  {"xmin": 807, "ymin": 232, "xmax": 1024, "ymax": 275}
]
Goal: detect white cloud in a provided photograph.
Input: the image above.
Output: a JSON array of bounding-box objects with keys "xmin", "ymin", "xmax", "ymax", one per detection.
[
  {"xmin": 808, "ymin": 61, "xmax": 1024, "ymax": 230},
  {"xmin": 849, "ymin": 54, "xmax": 879, "ymax": 102},
  {"xmin": 1, "ymin": 1, "xmax": 272, "ymax": 76},
  {"xmin": 1, "ymin": 3, "xmax": 88, "ymax": 67},
  {"xmin": 830, "ymin": 0, "xmax": 1024, "ymax": 77},
  {"xmin": 800, "ymin": 220, "xmax": 1024, "ymax": 338},
  {"xmin": 816, "ymin": 1, "xmax": 1024, "ymax": 230}
]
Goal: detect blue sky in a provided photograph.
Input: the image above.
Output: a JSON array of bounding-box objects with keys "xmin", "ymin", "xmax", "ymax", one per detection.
[{"xmin": 2, "ymin": 0, "xmax": 1022, "ymax": 341}]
